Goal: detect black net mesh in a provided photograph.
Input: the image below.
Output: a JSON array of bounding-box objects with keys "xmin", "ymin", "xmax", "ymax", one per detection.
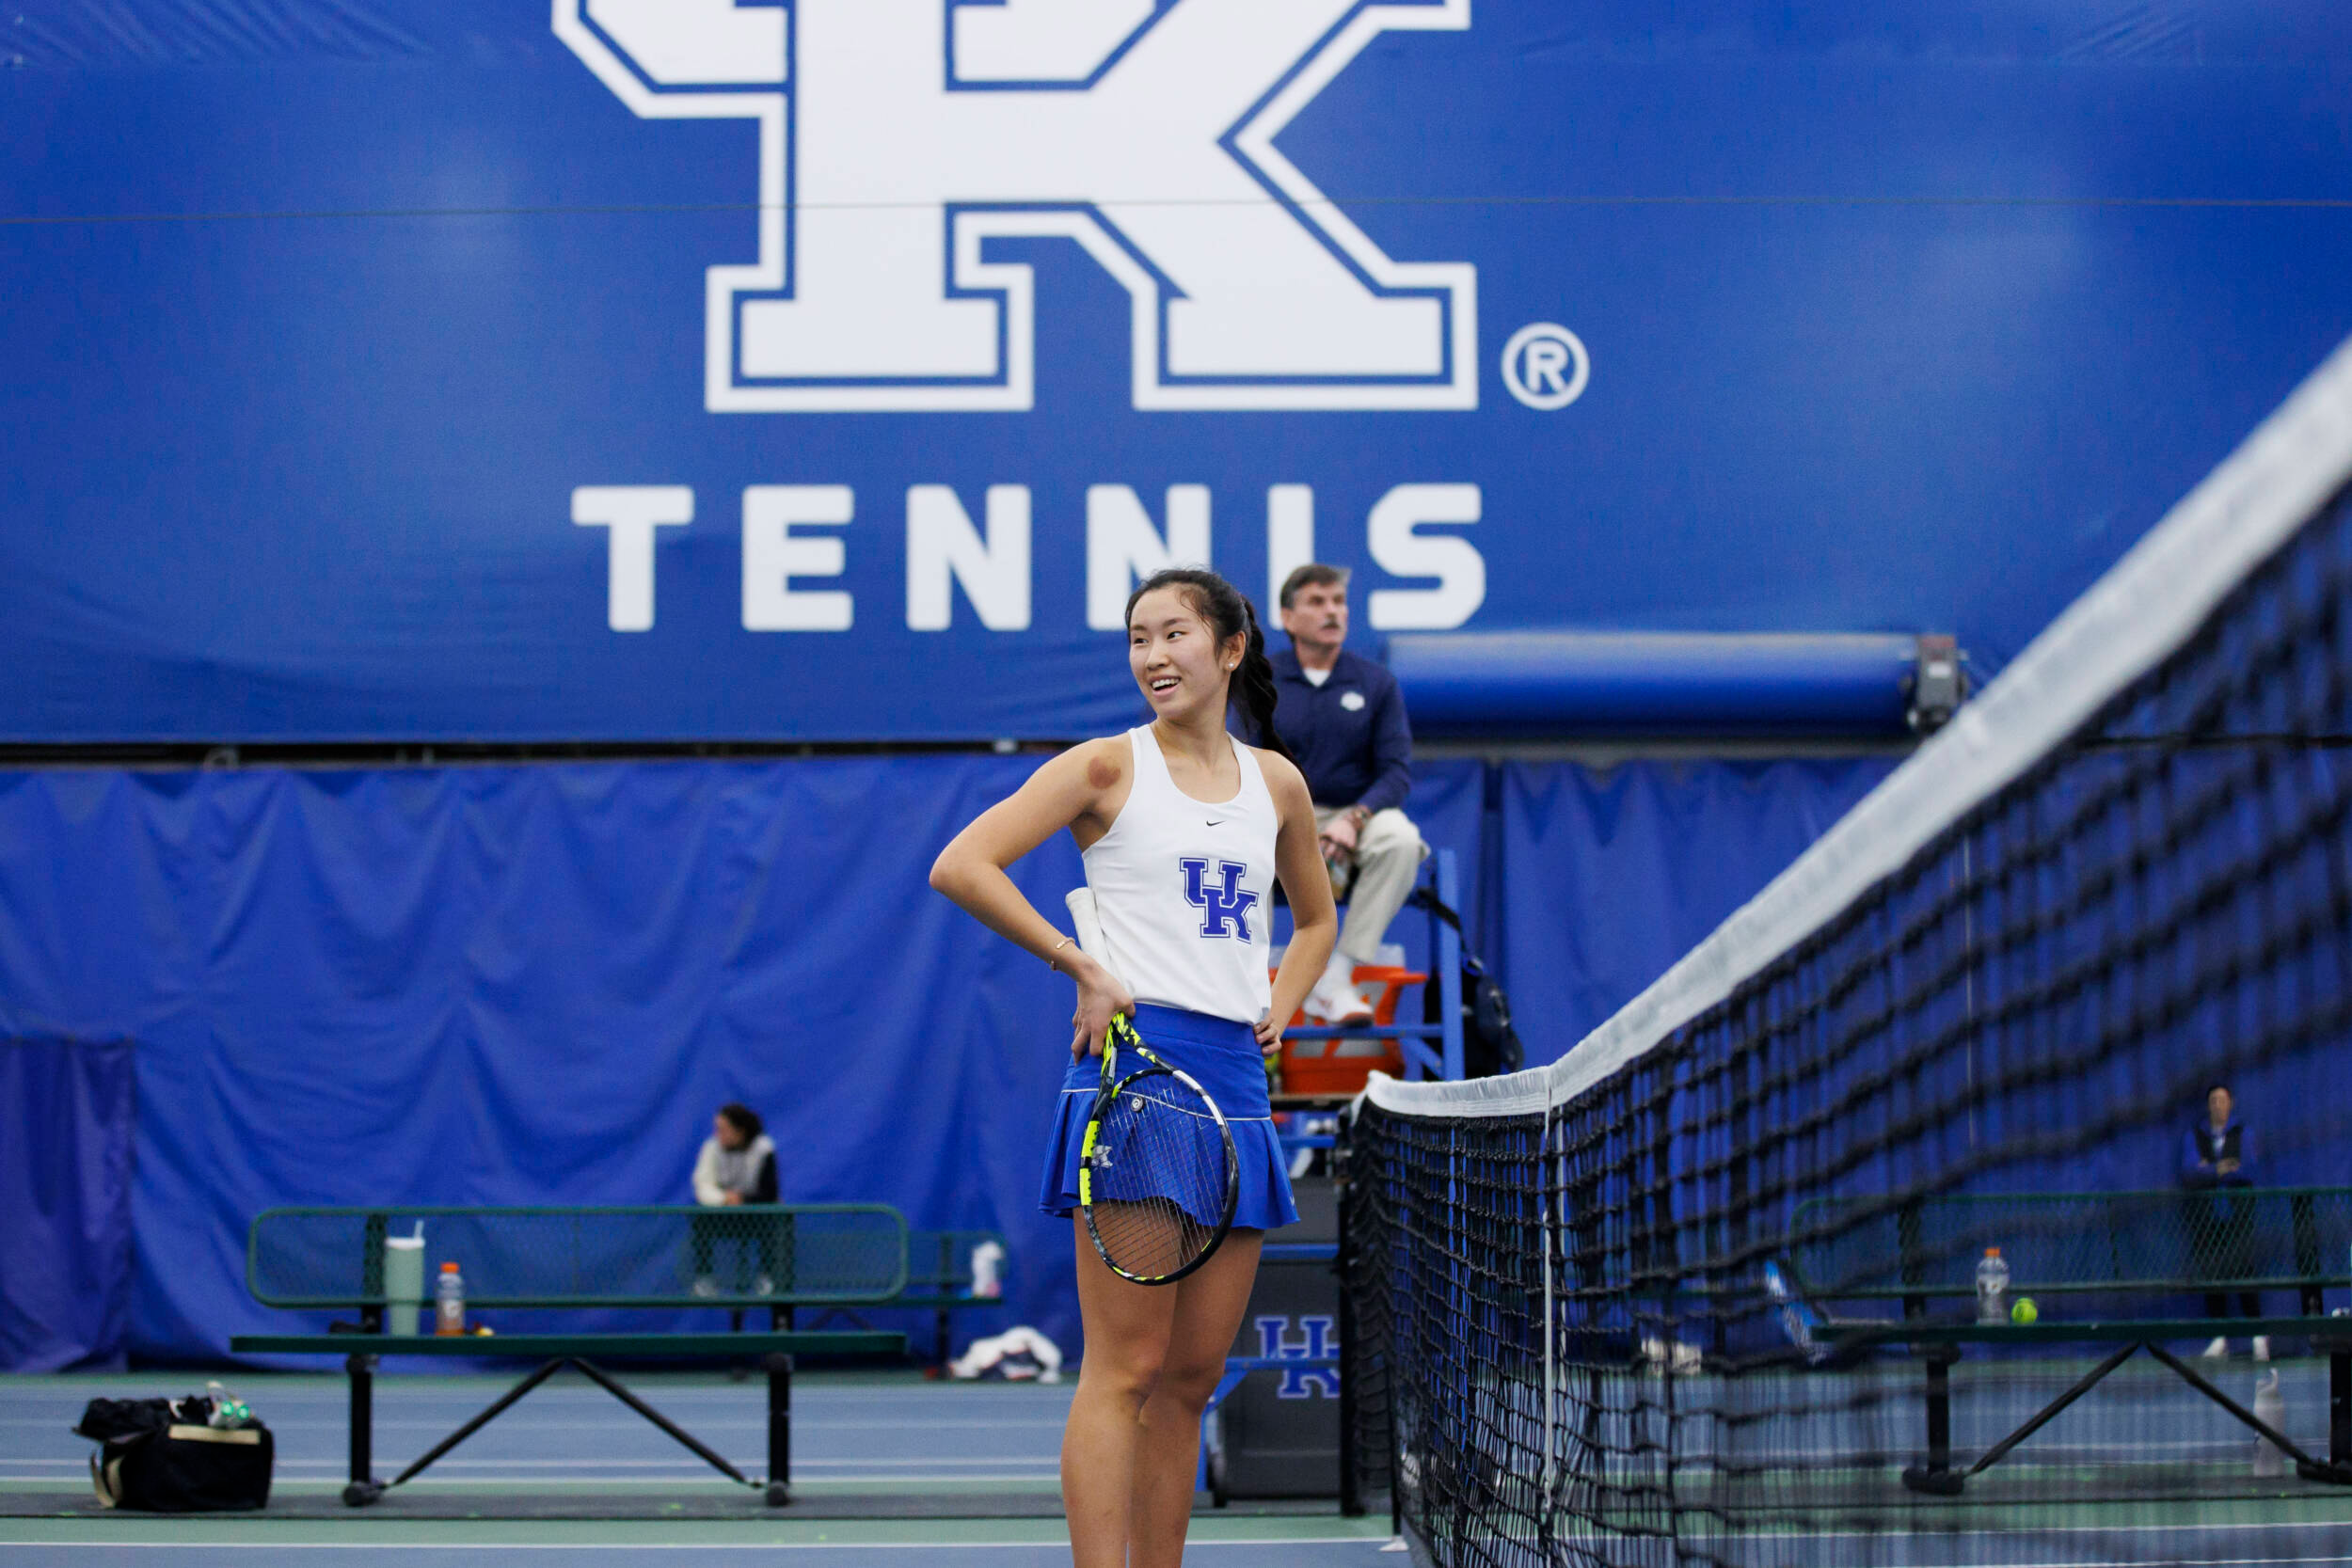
[{"xmin": 1344, "ymin": 405, "xmax": 2352, "ymax": 1563}]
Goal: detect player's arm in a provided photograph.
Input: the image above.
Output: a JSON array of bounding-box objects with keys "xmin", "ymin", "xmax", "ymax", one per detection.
[
  {"xmin": 1260, "ymin": 750, "xmax": 1338, "ymax": 1053},
  {"xmin": 930, "ymin": 739, "xmax": 1135, "ymax": 1053}
]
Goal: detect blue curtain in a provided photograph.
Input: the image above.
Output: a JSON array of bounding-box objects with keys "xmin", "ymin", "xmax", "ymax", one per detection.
[
  {"xmin": 0, "ymin": 754, "xmax": 1896, "ymax": 1367},
  {"xmin": 1, "ymin": 1038, "xmax": 135, "ymax": 1370},
  {"xmin": 1495, "ymin": 758, "xmax": 1899, "ymax": 1056}
]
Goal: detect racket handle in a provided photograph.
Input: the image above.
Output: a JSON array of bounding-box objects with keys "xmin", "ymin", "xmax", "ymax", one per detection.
[{"xmin": 1065, "ymin": 888, "xmax": 1112, "ymax": 974}]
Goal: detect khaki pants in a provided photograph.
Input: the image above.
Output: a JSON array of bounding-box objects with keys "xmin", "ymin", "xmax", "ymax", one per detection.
[{"xmin": 1315, "ymin": 806, "xmax": 1427, "ymax": 966}]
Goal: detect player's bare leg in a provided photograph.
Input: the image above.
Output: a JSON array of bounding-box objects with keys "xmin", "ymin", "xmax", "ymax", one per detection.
[
  {"xmin": 1063, "ymin": 1213, "xmax": 1182, "ymax": 1567},
  {"xmin": 1128, "ymin": 1228, "xmax": 1264, "ymax": 1568}
]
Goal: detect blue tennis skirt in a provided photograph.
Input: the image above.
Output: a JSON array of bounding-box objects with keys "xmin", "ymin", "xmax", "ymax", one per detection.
[{"xmin": 1039, "ymin": 1003, "xmax": 1298, "ymax": 1232}]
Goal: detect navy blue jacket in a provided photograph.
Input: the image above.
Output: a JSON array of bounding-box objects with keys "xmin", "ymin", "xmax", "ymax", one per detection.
[
  {"xmin": 1265, "ymin": 646, "xmax": 1413, "ymax": 815},
  {"xmin": 2181, "ymin": 1116, "xmax": 2254, "ymax": 1188}
]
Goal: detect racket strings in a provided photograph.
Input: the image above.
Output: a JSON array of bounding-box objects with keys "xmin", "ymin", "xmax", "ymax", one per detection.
[
  {"xmin": 1089, "ymin": 1197, "xmax": 1216, "ymax": 1283},
  {"xmin": 1087, "ymin": 1067, "xmax": 1235, "ymax": 1280}
]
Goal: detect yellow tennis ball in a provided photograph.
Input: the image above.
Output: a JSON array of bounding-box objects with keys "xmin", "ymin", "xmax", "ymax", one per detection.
[{"xmin": 2010, "ymin": 1297, "xmax": 2038, "ymax": 1324}]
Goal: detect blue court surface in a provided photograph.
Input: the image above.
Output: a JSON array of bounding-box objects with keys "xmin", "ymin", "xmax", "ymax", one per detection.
[
  {"xmin": 8, "ymin": 1369, "xmax": 2352, "ymax": 1565},
  {"xmin": 1, "ymin": 1370, "xmax": 1395, "ymax": 1565}
]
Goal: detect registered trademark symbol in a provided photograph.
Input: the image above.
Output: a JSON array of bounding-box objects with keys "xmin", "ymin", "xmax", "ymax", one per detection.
[{"xmin": 1501, "ymin": 323, "xmax": 1589, "ymax": 410}]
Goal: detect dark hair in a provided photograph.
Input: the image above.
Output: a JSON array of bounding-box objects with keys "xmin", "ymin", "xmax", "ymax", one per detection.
[
  {"xmin": 718, "ymin": 1102, "xmax": 762, "ymax": 1140},
  {"xmin": 1279, "ymin": 562, "xmax": 1351, "ymax": 610},
  {"xmin": 1124, "ymin": 568, "xmax": 1295, "ymax": 764}
]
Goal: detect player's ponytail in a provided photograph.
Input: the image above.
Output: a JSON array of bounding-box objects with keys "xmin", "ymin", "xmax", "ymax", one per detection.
[
  {"xmin": 1123, "ymin": 567, "xmax": 1295, "ymax": 763},
  {"xmin": 1232, "ymin": 595, "xmax": 1295, "ymax": 765}
]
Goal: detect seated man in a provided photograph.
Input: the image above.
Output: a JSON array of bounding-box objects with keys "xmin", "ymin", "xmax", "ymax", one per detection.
[
  {"xmin": 691, "ymin": 1102, "xmax": 779, "ymax": 1294},
  {"xmin": 1268, "ymin": 563, "xmax": 1425, "ymax": 1024}
]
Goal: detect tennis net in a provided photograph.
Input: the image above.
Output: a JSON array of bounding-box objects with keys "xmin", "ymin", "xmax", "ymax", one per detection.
[{"xmin": 1343, "ymin": 334, "xmax": 2352, "ymax": 1566}]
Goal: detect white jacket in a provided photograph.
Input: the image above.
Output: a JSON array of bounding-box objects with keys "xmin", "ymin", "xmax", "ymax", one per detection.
[{"xmin": 691, "ymin": 1133, "xmax": 777, "ymax": 1206}]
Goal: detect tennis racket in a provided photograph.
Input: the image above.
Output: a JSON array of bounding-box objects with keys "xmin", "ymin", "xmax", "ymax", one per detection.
[{"xmin": 1065, "ymin": 887, "xmax": 1241, "ymax": 1285}]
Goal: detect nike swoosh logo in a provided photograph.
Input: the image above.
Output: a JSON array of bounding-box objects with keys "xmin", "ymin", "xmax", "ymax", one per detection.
[{"xmin": 1205, "ymin": 819, "xmax": 1228, "ymax": 827}]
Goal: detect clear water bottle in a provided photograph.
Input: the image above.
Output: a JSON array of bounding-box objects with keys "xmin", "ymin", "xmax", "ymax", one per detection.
[
  {"xmin": 1975, "ymin": 1247, "xmax": 2010, "ymax": 1323},
  {"xmin": 969, "ymin": 1240, "xmax": 1005, "ymax": 1299},
  {"xmin": 2252, "ymin": 1370, "xmax": 2287, "ymax": 1477},
  {"xmin": 435, "ymin": 1260, "xmax": 467, "ymax": 1337}
]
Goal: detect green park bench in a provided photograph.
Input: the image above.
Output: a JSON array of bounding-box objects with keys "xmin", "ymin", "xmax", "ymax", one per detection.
[
  {"xmin": 1784, "ymin": 1188, "xmax": 2352, "ymax": 1496},
  {"xmin": 231, "ymin": 1205, "xmax": 911, "ymax": 1506}
]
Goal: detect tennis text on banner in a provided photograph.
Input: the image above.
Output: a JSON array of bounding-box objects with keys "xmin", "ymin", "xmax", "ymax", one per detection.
[{"xmin": 570, "ymin": 483, "xmax": 1487, "ymax": 634}]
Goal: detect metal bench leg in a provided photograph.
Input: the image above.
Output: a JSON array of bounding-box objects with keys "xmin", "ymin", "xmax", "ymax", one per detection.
[
  {"xmin": 387, "ymin": 1355, "xmax": 570, "ymax": 1490},
  {"xmin": 2296, "ymin": 1339, "xmax": 2352, "ymax": 1485},
  {"xmin": 1901, "ymin": 1346, "xmax": 1963, "ymax": 1496},
  {"xmin": 936, "ymin": 1233, "xmax": 955, "ymax": 1374},
  {"xmin": 568, "ymin": 1356, "xmax": 754, "ymax": 1487},
  {"xmin": 766, "ymin": 1300, "xmax": 796, "ymax": 1506},
  {"xmin": 342, "ymin": 1353, "xmax": 383, "ymax": 1507},
  {"xmin": 1964, "ymin": 1340, "xmax": 2139, "ymax": 1481},
  {"xmin": 765, "ymin": 1351, "xmax": 793, "ymax": 1506},
  {"xmin": 2328, "ymin": 1344, "xmax": 2352, "ymax": 1473}
]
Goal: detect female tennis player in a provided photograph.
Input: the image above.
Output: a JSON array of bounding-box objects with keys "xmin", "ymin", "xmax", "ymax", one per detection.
[{"xmin": 930, "ymin": 567, "xmax": 1337, "ymax": 1568}]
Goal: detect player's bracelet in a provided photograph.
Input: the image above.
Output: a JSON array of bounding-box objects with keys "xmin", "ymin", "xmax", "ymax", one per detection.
[{"xmin": 1048, "ymin": 936, "xmax": 1074, "ymax": 972}]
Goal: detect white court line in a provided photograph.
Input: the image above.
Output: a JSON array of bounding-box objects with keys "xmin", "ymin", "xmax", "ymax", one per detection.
[
  {"xmin": 0, "ymin": 1542, "xmax": 1389, "ymax": 1554},
  {"xmin": 1766, "ymin": 1521, "xmax": 2352, "ymax": 1539},
  {"xmin": 3, "ymin": 1419, "xmax": 1073, "ymax": 1433},
  {"xmin": 4, "ymin": 1475, "xmax": 1062, "ymax": 1488},
  {"xmin": 7, "ymin": 1458, "xmax": 1057, "ymax": 1471}
]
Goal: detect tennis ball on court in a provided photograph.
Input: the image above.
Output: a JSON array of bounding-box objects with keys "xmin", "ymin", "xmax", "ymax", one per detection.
[{"xmin": 2010, "ymin": 1297, "xmax": 2038, "ymax": 1324}]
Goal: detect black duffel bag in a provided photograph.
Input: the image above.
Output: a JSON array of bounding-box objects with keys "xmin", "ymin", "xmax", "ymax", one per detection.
[{"xmin": 76, "ymin": 1394, "xmax": 273, "ymax": 1512}]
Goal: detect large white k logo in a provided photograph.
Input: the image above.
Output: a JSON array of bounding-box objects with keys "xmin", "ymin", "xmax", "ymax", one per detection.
[{"xmin": 556, "ymin": 0, "xmax": 1478, "ymax": 412}]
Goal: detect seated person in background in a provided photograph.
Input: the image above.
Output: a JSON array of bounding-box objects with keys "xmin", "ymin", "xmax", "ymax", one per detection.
[
  {"xmin": 2181, "ymin": 1083, "xmax": 2265, "ymax": 1361},
  {"xmin": 691, "ymin": 1102, "xmax": 778, "ymax": 1294},
  {"xmin": 1268, "ymin": 563, "xmax": 1425, "ymax": 1024}
]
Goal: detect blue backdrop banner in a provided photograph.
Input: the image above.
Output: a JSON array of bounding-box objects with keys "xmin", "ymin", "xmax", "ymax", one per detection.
[
  {"xmin": 1494, "ymin": 757, "xmax": 1901, "ymax": 1053},
  {"xmin": 0, "ymin": 1038, "xmax": 136, "ymax": 1371},
  {"xmin": 6, "ymin": 1, "xmax": 2350, "ymax": 740}
]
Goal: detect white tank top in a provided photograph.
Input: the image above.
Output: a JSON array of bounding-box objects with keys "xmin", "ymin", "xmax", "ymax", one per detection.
[{"xmin": 1083, "ymin": 725, "xmax": 1279, "ymax": 1024}]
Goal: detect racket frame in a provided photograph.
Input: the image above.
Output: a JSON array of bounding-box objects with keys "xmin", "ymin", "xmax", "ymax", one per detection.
[{"xmin": 1076, "ymin": 1015, "xmax": 1241, "ymax": 1286}]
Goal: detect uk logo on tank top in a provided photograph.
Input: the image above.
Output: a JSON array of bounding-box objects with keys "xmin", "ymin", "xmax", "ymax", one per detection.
[{"xmin": 1181, "ymin": 858, "xmax": 1259, "ymax": 942}]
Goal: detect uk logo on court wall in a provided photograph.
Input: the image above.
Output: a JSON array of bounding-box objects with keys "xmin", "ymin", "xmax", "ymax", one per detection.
[{"xmin": 555, "ymin": 0, "xmax": 1478, "ymax": 413}]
